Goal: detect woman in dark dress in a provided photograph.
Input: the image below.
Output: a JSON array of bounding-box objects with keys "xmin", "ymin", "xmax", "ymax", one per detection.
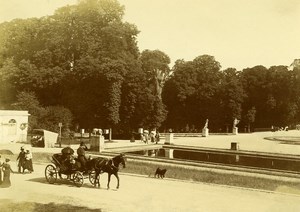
[
  {"xmin": 1, "ymin": 158, "xmax": 14, "ymax": 188},
  {"xmin": 0, "ymin": 154, "xmax": 3, "ymax": 184}
]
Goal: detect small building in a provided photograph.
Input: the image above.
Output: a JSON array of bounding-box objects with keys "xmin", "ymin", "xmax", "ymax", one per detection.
[{"xmin": 0, "ymin": 110, "xmax": 30, "ymax": 143}]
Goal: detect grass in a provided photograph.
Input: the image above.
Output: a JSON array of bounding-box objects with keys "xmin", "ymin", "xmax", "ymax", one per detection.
[
  {"xmin": 4, "ymin": 152, "xmax": 300, "ymax": 194},
  {"xmin": 124, "ymin": 160, "xmax": 300, "ymax": 192}
]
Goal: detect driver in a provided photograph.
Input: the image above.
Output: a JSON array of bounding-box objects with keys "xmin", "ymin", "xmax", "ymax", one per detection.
[{"xmin": 77, "ymin": 142, "xmax": 88, "ymax": 172}]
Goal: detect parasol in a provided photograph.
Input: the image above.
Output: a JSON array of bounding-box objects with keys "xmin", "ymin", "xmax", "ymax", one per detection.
[{"xmin": 61, "ymin": 146, "xmax": 74, "ymax": 155}]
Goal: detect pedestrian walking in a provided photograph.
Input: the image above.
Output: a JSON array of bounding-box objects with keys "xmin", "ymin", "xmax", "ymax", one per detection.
[
  {"xmin": 17, "ymin": 147, "xmax": 26, "ymax": 173},
  {"xmin": 1, "ymin": 158, "xmax": 14, "ymax": 188}
]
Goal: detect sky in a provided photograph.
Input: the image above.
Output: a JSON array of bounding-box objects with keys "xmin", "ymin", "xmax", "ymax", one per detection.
[{"xmin": 0, "ymin": 0, "xmax": 299, "ymax": 70}]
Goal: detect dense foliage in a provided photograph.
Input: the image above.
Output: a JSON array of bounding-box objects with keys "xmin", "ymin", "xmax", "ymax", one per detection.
[{"xmin": 0, "ymin": 0, "xmax": 299, "ymax": 135}]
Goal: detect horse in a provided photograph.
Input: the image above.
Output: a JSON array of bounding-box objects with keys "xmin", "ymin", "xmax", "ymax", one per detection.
[{"xmin": 92, "ymin": 154, "xmax": 126, "ymax": 189}]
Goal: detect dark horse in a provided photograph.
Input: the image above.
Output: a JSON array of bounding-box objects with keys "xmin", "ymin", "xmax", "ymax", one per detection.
[{"xmin": 90, "ymin": 154, "xmax": 126, "ymax": 189}]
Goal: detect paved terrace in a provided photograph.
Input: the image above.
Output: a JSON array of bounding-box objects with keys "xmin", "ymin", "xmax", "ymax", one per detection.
[{"xmin": 1, "ymin": 130, "xmax": 300, "ymax": 156}]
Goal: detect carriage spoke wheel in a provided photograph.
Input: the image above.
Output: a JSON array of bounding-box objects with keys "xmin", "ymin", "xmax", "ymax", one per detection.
[
  {"xmin": 73, "ymin": 171, "xmax": 84, "ymax": 187},
  {"xmin": 89, "ymin": 170, "xmax": 99, "ymax": 185},
  {"xmin": 45, "ymin": 164, "xmax": 57, "ymax": 184}
]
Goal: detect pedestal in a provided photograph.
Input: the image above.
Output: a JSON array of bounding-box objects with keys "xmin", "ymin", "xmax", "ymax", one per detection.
[
  {"xmin": 90, "ymin": 135, "xmax": 105, "ymax": 152},
  {"xmin": 99, "ymin": 135, "xmax": 105, "ymax": 152},
  {"xmin": 202, "ymin": 128, "xmax": 209, "ymax": 137},
  {"xmin": 231, "ymin": 142, "xmax": 239, "ymax": 150},
  {"xmin": 233, "ymin": 127, "xmax": 238, "ymax": 135},
  {"xmin": 164, "ymin": 149, "xmax": 174, "ymax": 159},
  {"xmin": 164, "ymin": 133, "xmax": 174, "ymax": 145}
]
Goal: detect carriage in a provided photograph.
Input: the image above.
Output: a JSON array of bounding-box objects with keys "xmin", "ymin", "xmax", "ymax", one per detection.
[
  {"xmin": 44, "ymin": 150, "xmax": 97, "ymax": 187},
  {"xmin": 45, "ymin": 148, "xmax": 126, "ymax": 189}
]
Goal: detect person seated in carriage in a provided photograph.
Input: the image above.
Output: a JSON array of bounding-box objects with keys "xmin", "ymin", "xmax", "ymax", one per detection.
[
  {"xmin": 60, "ymin": 147, "xmax": 75, "ymax": 172},
  {"xmin": 77, "ymin": 142, "xmax": 89, "ymax": 173}
]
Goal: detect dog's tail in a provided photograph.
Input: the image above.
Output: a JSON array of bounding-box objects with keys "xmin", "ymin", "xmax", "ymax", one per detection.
[{"xmin": 148, "ymin": 172, "xmax": 157, "ymax": 178}]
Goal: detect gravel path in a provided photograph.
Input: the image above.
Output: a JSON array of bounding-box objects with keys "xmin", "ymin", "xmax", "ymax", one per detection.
[{"xmin": 1, "ymin": 164, "xmax": 300, "ymax": 212}]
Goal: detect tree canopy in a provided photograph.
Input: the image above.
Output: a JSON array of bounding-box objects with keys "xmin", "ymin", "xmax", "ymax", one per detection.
[{"xmin": 1, "ymin": 0, "xmax": 300, "ymax": 135}]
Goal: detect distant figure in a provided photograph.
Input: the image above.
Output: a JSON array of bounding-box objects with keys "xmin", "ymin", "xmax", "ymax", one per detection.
[
  {"xmin": 143, "ymin": 130, "xmax": 149, "ymax": 144},
  {"xmin": 150, "ymin": 130, "xmax": 156, "ymax": 143},
  {"xmin": 17, "ymin": 147, "xmax": 26, "ymax": 173},
  {"xmin": 0, "ymin": 154, "xmax": 3, "ymax": 184},
  {"xmin": 1, "ymin": 158, "xmax": 14, "ymax": 188},
  {"xmin": 130, "ymin": 132, "xmax": 135, "ymax": 142},
  {"xmin": 155, "ymin": 131, "xmax": 160, "ymax": 144}
]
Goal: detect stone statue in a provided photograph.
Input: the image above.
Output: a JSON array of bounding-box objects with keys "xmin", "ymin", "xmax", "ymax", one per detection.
[
  {"xmin": 233, "ymin": 118, "xmax": 240, "ymax": 128},
  {"xmin": 232, "ymin": 118, "xmax": 240, "ymax": 135},
  {"xmin": 202, "ymin": 119, "xmax": 209, "ymax": 137},
  {"xmin": 203, "ymin": 119, "xmax": 209, "ymax": 129}
]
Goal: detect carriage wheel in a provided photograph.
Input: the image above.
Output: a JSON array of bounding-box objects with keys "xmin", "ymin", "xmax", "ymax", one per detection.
[
  {"xmin": 73, "ymin": 171, "xmax": 84, "ymax": 187},
  {"xmin": 89, "ymin": 170, "xmax": 99, "ymax": 185},
  {"xmin": 45, "ymin": 164, "xmax": 57, "ymax": 184}
]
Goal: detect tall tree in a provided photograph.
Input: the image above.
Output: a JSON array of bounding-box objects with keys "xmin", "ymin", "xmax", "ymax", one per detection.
[
  {"xmin": 0, "ymin": 0, "xmax": 140, "ymax": 131},
  {"xmin": 163, "ymin": 55, "xmax": 222, "ymax": 131},
  {"xmin": 219, "ymin": 68, "xmax": 245, "ymax": 131},
  {"xmin": 139, "ymin": 49, "xmax": 170, "ymax": 128}
]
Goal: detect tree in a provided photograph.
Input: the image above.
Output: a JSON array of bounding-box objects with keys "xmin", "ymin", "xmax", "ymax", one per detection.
[
  {"xmin": 245, "ymin": 107, "xmax": 256, "ymax": 132},
  {"xmin": 11, "ymin": 91, "xmax": 45, "ymax": 131},
  {"xmin": 139, "ymin": 49, "xmax": 171, "ymax": 129},
  {"xmin": 140, "ymin": 49, "xmax": 171, "ymax": 98},
  {"xmin": 240, "ymin": 66, "xmax": 269, "ymax": 127},
  {"xmin": 219, "ymin": 68, "xmax": 245, "ymax": 131},
  {"xmin": 163, "ymin": 55, "xmax": 222, "ymax": 131},
  {"xmin": 39, "ymin": 106, "xmax": 73, "ymax": 135},
  {"xmin": 0, "ymin": 0, "xmax": 140, "ymax": 131}
]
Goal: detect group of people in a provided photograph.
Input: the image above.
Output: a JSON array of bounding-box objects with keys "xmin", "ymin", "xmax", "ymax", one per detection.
[
  {"xmin": 60, "ymin": 142, "xmax": 89, "ymax": 173},
  {"xmin": 141, "ymin": 130, "xmax": 160, "ymax": 144},
  {"xmin": 17, "ymin": 147, "xmax": 34, "ymax": 173},
  {"xmin": 0, "ymin": 146, "xmax": 34, "ymax": 188},
  {"xmin": 0, "ymin": 155, "xmax": 14, "ymax": 188}
]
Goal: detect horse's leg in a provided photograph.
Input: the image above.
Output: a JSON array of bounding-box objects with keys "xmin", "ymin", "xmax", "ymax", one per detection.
[
  {"xmin": 94, "ymin": 170, "xmax": 100, "ymax": 188},
  {"xmin": 114, "ymin": 172, "xmax": 120, "ymax": 189},
  {"xmin": 107, "ymin": 173, "xmax": 111, "ymax": 189}
]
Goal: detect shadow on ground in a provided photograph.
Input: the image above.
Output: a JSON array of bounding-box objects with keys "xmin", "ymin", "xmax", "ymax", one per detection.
[
  {"xmin": 0, "ymin": 199, "xmax": 102, "ymax": 212},
  {"xmin": 27, "ymin": 177, "xmax": 110, "ymax": 190}
]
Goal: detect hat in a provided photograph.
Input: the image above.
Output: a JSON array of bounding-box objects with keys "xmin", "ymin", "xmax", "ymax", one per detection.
[
  {"xmin": 5, "ymin": 158, "xmax": 10, "ymax": 162},
  {"xmin": 21, "ymin": 147, "xmax": 24, "ymax": 150}
]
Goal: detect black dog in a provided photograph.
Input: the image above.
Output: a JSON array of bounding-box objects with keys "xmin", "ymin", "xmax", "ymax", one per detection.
[{"xmin": 154, "ymin": 168, "xmax": 167, "ymax": 179}]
